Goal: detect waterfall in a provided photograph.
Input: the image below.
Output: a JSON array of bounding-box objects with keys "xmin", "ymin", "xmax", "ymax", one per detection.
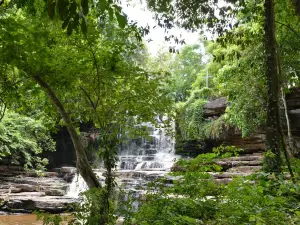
[
  {"xmin": 66, "ymin": 122, "xmax": 178, "ymax": 197},
  {"xmin": 118, "ymin": 123, "xmax": 177, "ymax": 171}
]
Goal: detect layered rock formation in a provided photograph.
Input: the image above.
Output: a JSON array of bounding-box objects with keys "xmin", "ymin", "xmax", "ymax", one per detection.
[
  {"xmin": 0, "ymin": 166, "xmax": 76, "ymax": 213},
  {"xmin": 177, "ymin": 87, "xmax": 300, "ymax": 156}
]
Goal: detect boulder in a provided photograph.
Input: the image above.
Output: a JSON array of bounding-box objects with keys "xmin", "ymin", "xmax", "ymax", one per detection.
[
  {"xmin": 203, "ymin": 97, "xmax": 227, "ymax": 118},
  {"xmin": 63, "ymin": 173, "xmax": 75, "ymax": 182},
  {"xmin": 6, "ymin": 199, "xmax": 35, "ymax": 211}
]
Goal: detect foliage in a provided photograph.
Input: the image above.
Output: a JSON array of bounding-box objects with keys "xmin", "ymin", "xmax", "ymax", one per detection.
[
  {"xmin": 67, "ymin": 187, "xmax": 117, "ymax": 225},
  {"xmin": 172, "ymin": 145, "xmax": 242, "ymax": 173},
  {"xmin": 203, "ymin": 115, "xmax": 228, "ymax": 139},
  {"xmin": 213, "ymin": 173, "xmax": 300, "ymax": 225},
  {"xmin": 175, "ymin": 92, "xmax": 228, "ymax": 142},
  {"xmin": 172, "ymin": 1, "xmax": 267, "ymax": 140},
  {"xmin": 127, "ymin": 153, "xmax": 300, "ymax": 225},
  {"xmin": 149, "ymin": 44, "xmax": 205, "ymax": 102},
  {"xmin": 0, "ymin": 1, "xmax": 173, "ymax": 221},
  {"xmin": 169, "ymin": 44, "xmax": 205, "ymax": 102},
  {"xmin": 175, "ymin": 98, "xmax": 207, "ymax": 140},
  {"xmin": 36, "ymin": 212, "xmax": 65, "ymax": 225},
  {"xmin": 7, "ymin": 0, "xmax": 130, "ymax": 36},
  {"xmin": 275, "ymin": 0, "xmax": 300, "ymax": 87},
  {"xmin": 146, "ymin": 0, "xmax": 245, "ymax": 37},
  {"xmin": 0, "ymin": 110, "xmax": 55, "ymax": 170}
]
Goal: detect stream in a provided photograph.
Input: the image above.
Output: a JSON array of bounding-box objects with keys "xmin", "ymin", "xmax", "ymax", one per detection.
[
  {"xmin": 0, "ymin": 214, "xmax": 70, "ymax": 225},
  {"xmin": 0, "ymin": 214, "xmax": 42, "ymax": 225}
]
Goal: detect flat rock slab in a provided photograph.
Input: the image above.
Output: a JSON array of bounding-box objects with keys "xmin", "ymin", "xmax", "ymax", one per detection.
[
  {"xmin": 1, "ymin": 193, "xmax": 77, "ymax": 213},
  {"xmin": 0, "ymin": 170, "xmax": 77, "ymax": 213}
]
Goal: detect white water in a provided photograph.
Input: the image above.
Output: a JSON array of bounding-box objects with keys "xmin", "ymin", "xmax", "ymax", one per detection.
[{"xmin": 66, "ymin": 122, "xmax": 179, "ymax": 197}]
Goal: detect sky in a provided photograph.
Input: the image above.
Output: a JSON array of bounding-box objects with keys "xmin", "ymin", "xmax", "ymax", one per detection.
[{"xmin": 121, "ymin": 0, "xmax": 200, "ymax": 55}]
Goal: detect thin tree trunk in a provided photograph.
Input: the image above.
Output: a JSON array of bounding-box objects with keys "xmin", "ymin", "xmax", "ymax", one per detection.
[
  {"xmin": 276, "ymin": 53, "xmax": 295, "ymax": 181},
  {"xmin": 33, "ymin": 75, "xmax": 101, "ymax": 188},
  {"xmin": 277, "ymin": 91, "xmax": 295, "ymax": 181},
  {"xmin": 264, "ymin": 0, "xmax": 282, "ymax": 173},
  {"xmin": 281, "ymin": 88, "xmax": 294, "ymax": 157},
  {"xmin": 278, "ymin": 125, "xmax": 295, "ymax": 182}
]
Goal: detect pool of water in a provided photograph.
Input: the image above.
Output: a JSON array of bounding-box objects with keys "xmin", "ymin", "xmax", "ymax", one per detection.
[
  {"xmin": 0, "ymin": 214, "xmax": 42, "ymax": 225},
  {"xmin": 0, "ymin": 214, "xmax": 70, "ymax": 225}
]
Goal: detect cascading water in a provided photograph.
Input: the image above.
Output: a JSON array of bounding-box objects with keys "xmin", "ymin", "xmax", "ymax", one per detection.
[
  {"xmin": 119, "ymin": 123, "xmax": 177, "ymax": 171},
  {"xmin": 66, "ymin": 122, "xmax": 179, "ymax": 197}
]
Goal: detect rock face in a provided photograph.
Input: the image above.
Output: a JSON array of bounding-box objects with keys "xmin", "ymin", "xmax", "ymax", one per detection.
[
  {"xmin": 176, "ymin": 87, "xmax": 300, "ymax": 156},
  {"xmin": 46, "ymin": 122, "xmax": 98, "ymax": 169},
  {"xmin": 221, "ymin": 129, "xmax": 266, "ymax": 154},
  {"xmin": 0, "ymin": 166, "xmax": 77, "ymax": 213},
  {"xmin": 46, "ymin": 127, "xmax": 77, "ymax": 169},
  {"xmin": 203, "ymin": 97, "xmax": 227, "ymax": 118},
  {"xmin": 175, "ymin": 140, "xmax": 217, "ymax": 157}
]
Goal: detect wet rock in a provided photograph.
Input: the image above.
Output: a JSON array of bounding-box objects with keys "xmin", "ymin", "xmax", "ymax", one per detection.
[
  {"xmin": 215, "ymin": 178, "xmax": 232, "ymax": 184},
  {"xmin": 60, "ymin": 167, "xmax": 76, "ymax": 174},
  {"xmin": 227, "ymin": 166, "xmax": 262, "ymax": 173},
  {"xmin": 0, "ymin": 187, "xmax": 22, "ymax": 194},
  {"xmin": 63, "ymin": 173, "xmax": 75, "ymax": 182},
  {"xmin": 170, "ymin": 163, "xmax": 186, "ymax": 172},
  {"xmin": 45, "ymin": 189, "xmax": 65, "ymax": 196},
  {"xmin": 1, "ymin": 194, "xmax": 76, "ymax": 213},
  {"xmin": 6, "ymin": 199, "xmax": 35, "ymax": 211},
  {"xmin": 15, "ymin": 184, "xmax": 37, "ymax": 192},
  {"xmin": 209, "ymin": 172, "xmax": 250, "ymax": 179},
  {"xmin": 0, "ymin": 169, "xmax": 76, "ymax": 213},
  {"xmin": 43, "ymin": 172, "xmax": 59, "ymax": 177}
]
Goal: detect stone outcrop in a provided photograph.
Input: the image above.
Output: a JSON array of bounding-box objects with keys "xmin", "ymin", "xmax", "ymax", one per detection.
[
  {"xmin": 203, "ymin": 97, "xmax": 227, "ymax": 118},
  {"xmin": 171, "ymin": 152, "xmax": 264, "ymax": 184},
  {"xmin": 176, "ymin": 87, "xmax": 300, "ymax": 156},
  {"xmin": 213, "ymin": 153, "xmax": 263, "ymax": 184}
]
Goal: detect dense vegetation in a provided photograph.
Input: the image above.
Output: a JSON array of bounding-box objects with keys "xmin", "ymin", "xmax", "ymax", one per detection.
[
  {"xmin": 0, "ymin": 110, "xmax": 55, "ymax": 170},
  {"xmin": 0, "ymin": 0, "xmax": 300, "ymax": 224}
]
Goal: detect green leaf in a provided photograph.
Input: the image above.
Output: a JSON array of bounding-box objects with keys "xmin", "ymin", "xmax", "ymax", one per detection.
[
  {"xmin": 108, "ymin": 7, "xmax": 114, "ymax": 21},
  {"xmin": 115, "ymin": 11, "xmax": 127, "ymax": 29},
  {"xmin": 81, "ymin": 18, "xmax": 87, "ymax": 34},
  {"xmin": 99, "ymin": 0, "xmax": 107, "ymax": 12},
  {"xmin": 57, "ymin": 0, "xmax": 69, "ymax": 20},
  {"xmin": 69, "ymin": 0, "xmax": 77, "ymax": 13},
  {"xmin": 67, "ymin": 22, "xmax": 73, "ymax": 35},
  {"xmin": 81, "ymin": 0, "xmax": 89, "ymax": 16}
]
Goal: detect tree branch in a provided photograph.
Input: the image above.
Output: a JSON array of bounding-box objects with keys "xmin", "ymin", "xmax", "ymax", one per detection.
[{"xmin": 275, "ymin": 21, "xmax": 300, "ymax": 39}]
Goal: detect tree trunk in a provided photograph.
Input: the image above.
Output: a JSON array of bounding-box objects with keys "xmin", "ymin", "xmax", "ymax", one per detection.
[
  {"xmin": 33, "ymin": 75, "xmax": 101, "ymax": 188},
  {"xmin": 281, "ymin": 88, "xmax": 295, "ymax": 157},
  {"xmin": 263, "ymin": 0, "xmax": 282, "ymax": 173}
]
